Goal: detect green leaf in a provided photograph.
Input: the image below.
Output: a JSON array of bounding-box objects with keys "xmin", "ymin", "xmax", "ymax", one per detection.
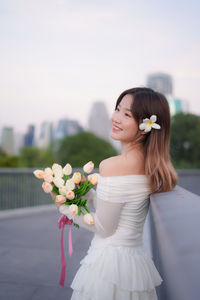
[
  {"xmin": 52, "ymin": 185, "xmax": 59, "ymax": 194},
  {"xmin": 78, "ymin": 206, "xmax": 81, "ymax": 216},
  {"xmin": 84, "ymin": 204, "xmax": 90, "ymax": 214},
  {"xmin": 73, "ymin": 223, "xmax": 80, "ymax": 229},
  {"xmin": 64, "ymin": 174, "xmax": 69, "ymax": 181}
]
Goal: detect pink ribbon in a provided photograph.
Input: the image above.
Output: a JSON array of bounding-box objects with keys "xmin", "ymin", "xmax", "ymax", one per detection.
[{"xmin": 58, "ymin": 214, "xmax": 73, "ymax": 286}]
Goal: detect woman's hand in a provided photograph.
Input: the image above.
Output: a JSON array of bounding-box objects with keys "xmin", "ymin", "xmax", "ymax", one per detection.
[
  {"xmin": 50, "ymin": 192, "xmax": 62, "ymax": 209},
  {"xmin": 50, "ymin": 191, "xmax": 57, "ymax": 199}
]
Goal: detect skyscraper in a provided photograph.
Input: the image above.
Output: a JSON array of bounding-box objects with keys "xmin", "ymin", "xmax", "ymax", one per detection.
[
  {"xmin": 24, "ymin": 125, "xmax": 35, "ymax": 147},
  {"xmin": 146, "ymin": 72, "xmax": 173, "ymax": 96},
  {"xmin": 37, "ymin": 122, "xmax": 53, "ymax": 148},
  {"xmin": 167, "ymin": 96, "xmax": 189, "ymax": 116},
  {"xmin": 54, "ymin": 119, "xmax": 83, "ymax": 140},
  {"xmin": 146, "ymin": 72, "xmax": 189, "ymax": 116},
  {"xmin": 88, "ymin": 101, "xmax": 111, "ymax": 141},
  {"xmin": 1, "ymin": 127, "xmax": 14, "ymax": 155}
]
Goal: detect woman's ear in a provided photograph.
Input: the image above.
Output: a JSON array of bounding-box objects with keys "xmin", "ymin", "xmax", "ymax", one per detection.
[{"xmin": 140, "ymin": 130, "xmax": 147, "ymax": 135}]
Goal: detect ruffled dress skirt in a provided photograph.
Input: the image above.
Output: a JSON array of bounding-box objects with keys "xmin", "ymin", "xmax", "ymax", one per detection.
[{"xmin": 70, "ymin": 234, "xmax": 163, "ymax": 300}]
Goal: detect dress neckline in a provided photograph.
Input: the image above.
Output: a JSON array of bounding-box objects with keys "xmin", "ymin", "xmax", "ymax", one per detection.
[{"xmin": 99, "ymin": 174, "xmax": 147, "ymax": 179}]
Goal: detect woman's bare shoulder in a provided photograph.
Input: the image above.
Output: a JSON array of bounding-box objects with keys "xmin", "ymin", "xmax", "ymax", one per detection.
[
  {"xmin": 99, "ymin": 156, "xmax": 120, "ymax": 176},
  {"xmin": 99, "ymin": 155, "xmax": 141, "ymax": 177}
]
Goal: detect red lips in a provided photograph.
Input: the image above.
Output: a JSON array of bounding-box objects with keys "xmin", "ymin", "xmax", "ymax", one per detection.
[{"xmin": 112, "ymin": 124, "xmax": 122, "ymax": 132}]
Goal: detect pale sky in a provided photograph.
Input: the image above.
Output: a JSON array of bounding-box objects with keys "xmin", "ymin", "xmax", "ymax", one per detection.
[{"xmin": 1, "ymin": 0, "xmax": 200, "ymax": 136}]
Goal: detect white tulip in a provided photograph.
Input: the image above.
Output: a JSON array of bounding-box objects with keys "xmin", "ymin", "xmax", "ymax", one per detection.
[
  {"xmin": 59, "ymin": 186, "xmax": 68, "ymax": 195},
  {"xmin": 44, "ymin": 167, "xmax": 54, "ymax": 176},
  {"xmin": 63, "ymin": 163, "xmax": 72, "ymax": 175},
  {"xmin": 53, "ymin": 177, "xmax": 65, "ymax": 188},
  {"xmin": 72, "ymin": 172, "xmax": 81, "ymax": 184},
  {"xmin": 65, "ymin": 179, "xmax": 75, "ymax": 191},
  {"xmin": 52, "ymin": 163, "xmax": 63, "ymax": 178}
]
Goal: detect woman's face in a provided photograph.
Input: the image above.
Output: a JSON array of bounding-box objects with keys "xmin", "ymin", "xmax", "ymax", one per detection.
[{"xmin": 110, "ymin": 94, "xmax": 139, "ymax": 142}]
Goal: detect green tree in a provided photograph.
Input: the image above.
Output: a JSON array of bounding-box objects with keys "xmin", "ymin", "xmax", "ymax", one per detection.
[
  {"xmin": 0, "ymin": 147, "xmax": 19, "ymax": 167},
  {"xmin": 19, "ymin": 146, "xmax": 42, "ymax": 167},
  {"xmin": 0, "ymin": 155, "xmax": 19, "ymax": 167},
  {"xmin": 0, "ymin": 147, "xmax": 6, "ymax": 157},
  {"xmin": 57, "ymin": 131, "xmax": 118, "ymax": 168},
  {"xmin": 19, "ymin": 144, "xmax": 56, "ymax": 168},
  {"xmin": 170, "ymin": 112, "xmax": 200, "ymax": 168}
]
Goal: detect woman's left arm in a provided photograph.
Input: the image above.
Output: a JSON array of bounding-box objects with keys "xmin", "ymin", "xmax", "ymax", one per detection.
[{"xmin": 57, "ymin": 196, "xmax": 123, "ymax": 238}]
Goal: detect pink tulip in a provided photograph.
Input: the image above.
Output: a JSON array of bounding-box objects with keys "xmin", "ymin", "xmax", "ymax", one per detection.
[
  {"xmin": 55, "ymin": 195, "xmax": 66, "ymax": 204},
  {"xmin": 83, "ymin": 213, "xmax": 94, "ymax": 225},
  {"xmin": 69, "ymin": 204, "xmax": 78, "ymax": 215},
  {"xmin": 88, "ymin": 173, "xmax": 99, "ymax": 185},
  {"xmin": 43, "ymin": 173, "xmax": 53, "ymax": 183},
  {"xmin": 42, "ymin": 182, "xmax": 53, "ymax": 193},
  {"xmin": 66, "ymin": 191, "xmax": 75, "ymax": 200},
  {"xmin": 83, "ymin": 161, "xmax": 94, "ymax": 174},
  {"xmin": 33, "ymin": 170, "xmax": 45, "ymax": 179}
]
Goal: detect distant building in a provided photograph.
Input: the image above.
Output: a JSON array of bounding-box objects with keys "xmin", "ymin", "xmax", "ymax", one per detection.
[
  {"xmin": 1, "ymin": 127, "xmax": 14, "ymax": 155},
  {"xmin": 146, "ymin": 72, "xmax": 190, "ymax": 116},
  {"xmin": 167, "ymin": 96, "xmax": 189, "ymax": 116},
  {"xmin": 24, "ymin": 125, "xmax": 35, "ymax": 147},
  {"xmin": 54, "ymin": 119, "xmax": 83, "ymax": 140},
  {"xmin": 146, "ymin": 72, "xmax": 173, "ymax": 96},
  {"xmin": 14, "ymin": 132, "xmax": 24, "ymax": 155},
  {"xmin": 37, "ymin": 122, "xmax": 53, "ymax": 148},
  {"xmin": 88, "ymin": 101, "xmax": 111, "ymax": 141}
]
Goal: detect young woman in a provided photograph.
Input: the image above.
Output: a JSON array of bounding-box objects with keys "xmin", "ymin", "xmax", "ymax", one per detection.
[{"xmin": 55, "ymin": 87, "xmax": 178, "ymax": 300}]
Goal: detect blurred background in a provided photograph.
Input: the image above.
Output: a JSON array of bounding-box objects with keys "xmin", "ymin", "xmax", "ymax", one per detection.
[
  {"xmin": 0, "ymin": 1, "xmax": 200, "ymax": 299},
  {"xmin": 0, "ymin": 0, "xmax": 200, "ymax": 170}
]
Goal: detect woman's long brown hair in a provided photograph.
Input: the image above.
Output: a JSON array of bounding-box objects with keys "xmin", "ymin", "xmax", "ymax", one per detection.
[{"xmin": 115, "ymin": 87, "xmax": 178, "ymax": 194}]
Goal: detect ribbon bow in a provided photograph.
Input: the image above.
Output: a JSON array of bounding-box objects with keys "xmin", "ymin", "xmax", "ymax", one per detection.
[{"xmin": 58, "ymin": 214, "xmax": 73, "ymax": 286}]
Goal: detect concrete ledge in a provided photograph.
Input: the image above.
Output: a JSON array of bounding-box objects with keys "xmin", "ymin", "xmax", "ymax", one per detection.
[
  {"xmin": 0, "ymin": 204, "xmax": 55, "ymax": 219},
  {"xmin": 149, "ymin": 184, "xmax": 200, "ymax": 300}
]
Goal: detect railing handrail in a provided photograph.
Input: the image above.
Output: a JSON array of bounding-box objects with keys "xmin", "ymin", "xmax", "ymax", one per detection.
[
  {"xmin": 0, "ymin": 167, "xmax": 100, "ymax": 174},
  {"xmin": 149, "ymin": 185, "xmax": 200, "ymax": 300}
]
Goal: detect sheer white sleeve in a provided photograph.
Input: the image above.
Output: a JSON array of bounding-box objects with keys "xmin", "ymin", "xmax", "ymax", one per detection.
[
  {"xmin": 59, "ymin": 175, "xmax": 151, "ymax": 238},
  {"xmin": 82, "ymin": 188, "xmax": 97, "ymax": 210},
  {"xmin": 59, "ymin": 196, "xmax": 124, "ymax": 238},
  {"xmin": 58, "ymin": 175, "xmax": 151, "ymax": 238}
]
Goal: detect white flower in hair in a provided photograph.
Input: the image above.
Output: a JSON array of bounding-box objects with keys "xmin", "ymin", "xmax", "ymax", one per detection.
[{"xmin": 139, "ymin": 115, "xmax": 161, "ymax": 132}]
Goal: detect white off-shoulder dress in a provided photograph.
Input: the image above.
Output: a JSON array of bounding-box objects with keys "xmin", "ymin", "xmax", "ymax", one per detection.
[{"xmin": 60, "ymin": 174, "xmax": 163, "ymax": 300}]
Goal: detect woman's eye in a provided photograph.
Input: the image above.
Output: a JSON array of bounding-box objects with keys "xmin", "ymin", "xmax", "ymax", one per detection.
[
  {"xmin": 116, "ymin": 107, "xmax": 120, "ymax": 111},
  {"xmin": 125, "ymin": 113, "xmax": 131, "ymax": 117}
]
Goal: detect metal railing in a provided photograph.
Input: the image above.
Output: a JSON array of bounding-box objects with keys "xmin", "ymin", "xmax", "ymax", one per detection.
[
  {"xmin": 0, "ymin": 168, "xmax": 200, "ymax": 210},
  {"xmin": 0, "ymin": 168, "xmax": 99, "ymax": 210},
  {"xmin": 0, "ymin": 168, "xmax": 199, "ymax": 210}
]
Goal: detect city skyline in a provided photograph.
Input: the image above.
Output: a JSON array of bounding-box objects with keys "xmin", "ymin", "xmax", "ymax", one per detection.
[
  {"xmin": 1, "ymin": 0, "xmax": 200, "ymax": 133},
  {"xmin": 0, "ymin": 101, "xmax": 113, "ymax": 154}
]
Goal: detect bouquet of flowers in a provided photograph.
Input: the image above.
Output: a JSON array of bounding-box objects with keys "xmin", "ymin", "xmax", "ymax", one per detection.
[
  {"xmin": 33, "ymin": 161, "xmax": 99, "ymax": 228},
  {"xmin": 33, "ymin": 161, "xmax": 99, "ymax": 286}
]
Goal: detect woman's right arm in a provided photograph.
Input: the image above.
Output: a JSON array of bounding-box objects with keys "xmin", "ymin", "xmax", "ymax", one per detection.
[
  {"xmin": 82, "ymin": 188, "xmax": 97, "ymax": 210},
  {"xmin": 51, "ymin": 189, "xmax": 97, "ymax": 210}
]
